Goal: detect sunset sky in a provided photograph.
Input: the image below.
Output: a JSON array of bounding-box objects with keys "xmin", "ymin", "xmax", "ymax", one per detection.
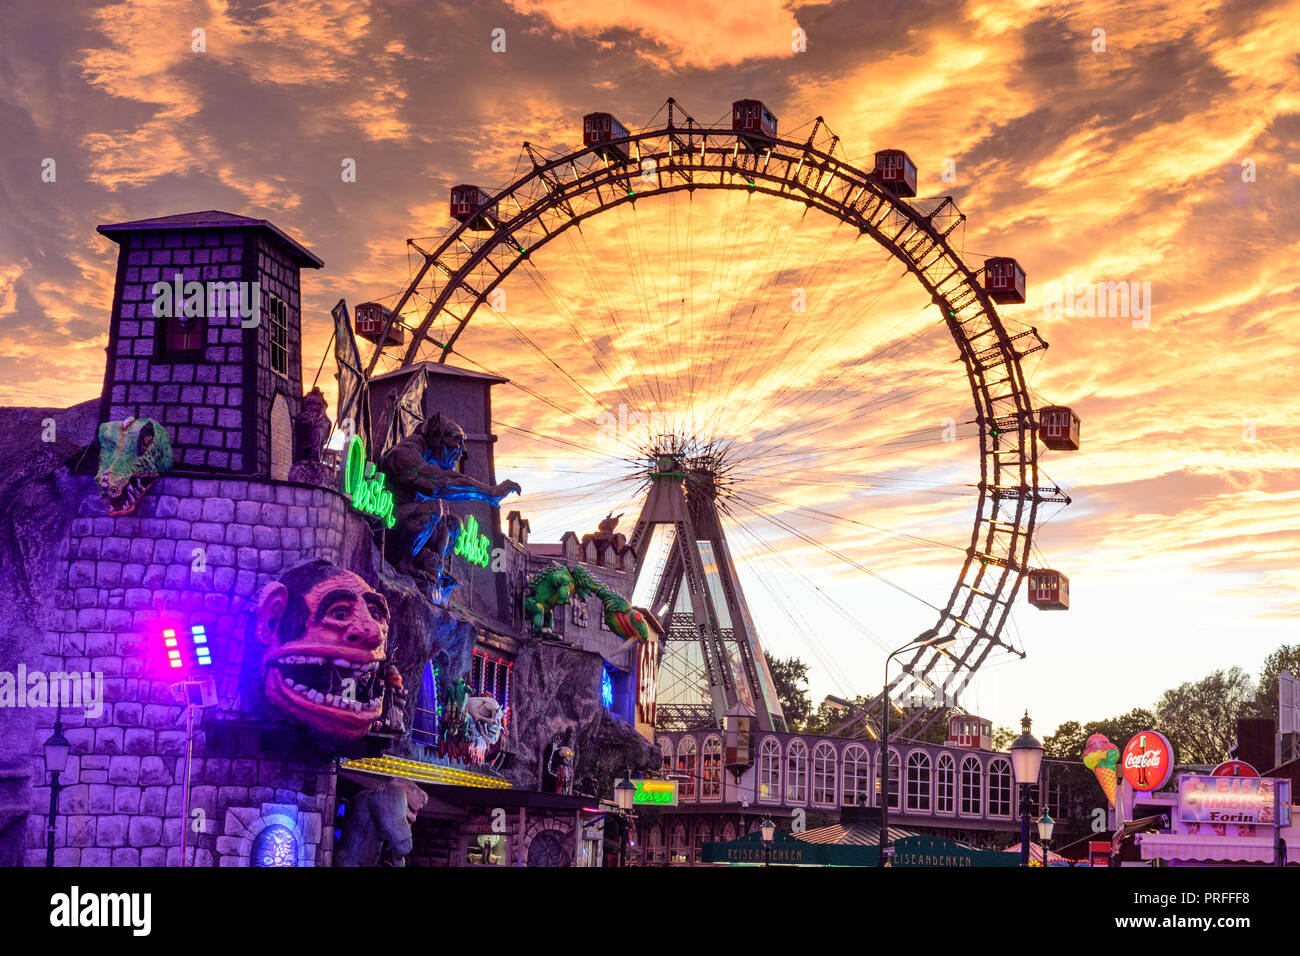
[{"xmin": 2, "ymin": 0, "xmax": 1298, "ymax": 738}]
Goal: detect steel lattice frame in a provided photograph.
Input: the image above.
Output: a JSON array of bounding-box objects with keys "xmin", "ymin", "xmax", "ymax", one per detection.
[{"xmin": 366, "ymin": 104, "xmax": 1068, "ymax": 733}]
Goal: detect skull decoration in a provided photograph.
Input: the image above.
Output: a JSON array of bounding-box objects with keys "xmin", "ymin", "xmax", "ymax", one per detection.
[{"xmin": 95, "ymin": 418, "xmax": 173, "ymax": 516}]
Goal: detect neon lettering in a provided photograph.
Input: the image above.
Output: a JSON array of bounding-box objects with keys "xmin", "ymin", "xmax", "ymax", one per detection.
[
  {"xmin": 454, "ymin": 514, "xmax": 491, "ymax": 567},
  {"xmin": 342, "ymin": 436, "xmax": 396, "ymax": 528}
]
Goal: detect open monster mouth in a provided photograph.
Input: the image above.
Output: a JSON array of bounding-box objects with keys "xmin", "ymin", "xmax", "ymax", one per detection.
[
  {"xmin": 102, "ymin": 475, "xmax": 156, "ymax": 516},
  {"xmin": 269, "ymin": 655, "xmax": 385, "ymax": 719}
]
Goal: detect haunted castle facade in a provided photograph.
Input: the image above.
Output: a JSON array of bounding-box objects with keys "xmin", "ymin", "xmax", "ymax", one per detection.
[{"xmin": 0, "ymin": 211, "xmax": 658, "ymax": 868}]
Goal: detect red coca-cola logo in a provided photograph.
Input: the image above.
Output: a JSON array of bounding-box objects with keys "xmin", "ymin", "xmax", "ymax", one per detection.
[{"xmin": 1122, "ymin": 731, "xmax": 1174, "ymax": 791}]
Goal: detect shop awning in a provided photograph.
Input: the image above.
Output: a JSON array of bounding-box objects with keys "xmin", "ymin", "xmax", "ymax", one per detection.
[
  {"xmin": 1005, "ymin": 841, "xmax": 1068, "ymax": 863},
  {"xmin": 1136, "ymin": 833, "xmax": 1295, "ymax": 864}
]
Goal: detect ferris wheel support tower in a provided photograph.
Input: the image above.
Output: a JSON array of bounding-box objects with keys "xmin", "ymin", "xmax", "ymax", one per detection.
[{"xmin": 628, "ymin": 453, "xmax": 787, "ymax": 733}]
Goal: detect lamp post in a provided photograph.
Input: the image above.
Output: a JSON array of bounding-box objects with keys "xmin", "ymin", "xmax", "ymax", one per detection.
[
  {"xmin": 42, "ymin": 715, "xmax": 71, "ymax": 868},
  {"xmin": 1009, "ymin": 711, "xmax": 1044, "ymax": 868},
  {"xmin": 879, "ymin": 629, "xmax": 956, "ymax": 867},
  {"xmin": 1037, "ymin": 810, "xmax": 1055, "ymax": 868},
  {"xmin": 614, "ymin": 776, "xmax": 637, "ymax": 868},
  {"xmin": 760, "ymin": 817, "xmax": 775, "ymax": 867}
]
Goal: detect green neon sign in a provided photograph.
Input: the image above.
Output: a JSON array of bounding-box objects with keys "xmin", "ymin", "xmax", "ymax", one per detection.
[
  {"xmin": 454, "ymin": 514, "xmax": 491, "ymax": 567},
  {"xmin": 631, "ymin": 779, "xmax": 678, "ymax": 806},
  {"xmin": 342, "ymin": 435, "xmax": 396, "ymax": 528}
]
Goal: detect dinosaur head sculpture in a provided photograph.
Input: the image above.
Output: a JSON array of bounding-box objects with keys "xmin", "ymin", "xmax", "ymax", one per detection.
[
  {"xmin": 255, "ymin": 559, "xmax": 392, "ymax": 741},
  {"xmin": 95, "ymin": 418, "xmax": 173, "ymax": 516}
]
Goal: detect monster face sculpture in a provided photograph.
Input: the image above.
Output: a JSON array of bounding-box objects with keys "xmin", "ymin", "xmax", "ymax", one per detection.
[
  {"xmin": 255, "ymin": 559, "xmax": 393, "ymax": 741},
  {"xmin": 95, "ymin": 418, "xmax": 173, "ymax": 516}
]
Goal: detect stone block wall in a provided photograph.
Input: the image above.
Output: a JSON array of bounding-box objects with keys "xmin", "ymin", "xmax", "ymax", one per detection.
[
  {"xmin": 21, "ymin": 473, "xmax": 376, "ymax": 866},
  {"xmin": 406, "ymin": 806, "xmax": 586, "ymax": 867}
]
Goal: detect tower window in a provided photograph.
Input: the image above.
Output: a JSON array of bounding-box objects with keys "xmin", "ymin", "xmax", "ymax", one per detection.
[
  {"xmin": 162, "ymin": 313, "xmax": 207, "ymax": 356},
  {"xmin": 269, "ymin": 295, "xmax": 289, "ymax": 377}
]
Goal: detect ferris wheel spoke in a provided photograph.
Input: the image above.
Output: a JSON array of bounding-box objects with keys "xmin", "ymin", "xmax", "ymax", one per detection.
[
  {"xmin": 722, "ymin": 514, "xmax": 869, "ymax": 692},
  {"xmin": 712, "ymin": 207, "xmax": 854, "ymax": 439},
  {"xmin": 732, "ymin": 267, "xmax": 927, "ymax": 447}
]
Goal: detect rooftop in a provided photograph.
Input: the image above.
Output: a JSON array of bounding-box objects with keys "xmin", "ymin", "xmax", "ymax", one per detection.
[{"xmin": 97, "ymin": 210, "xmax": 324, "ymax": 268}]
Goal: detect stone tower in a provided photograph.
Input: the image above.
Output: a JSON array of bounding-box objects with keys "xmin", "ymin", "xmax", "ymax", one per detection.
[{"xmin": 96, "ymin": 211, "xmax": 323, "ymax": 477}]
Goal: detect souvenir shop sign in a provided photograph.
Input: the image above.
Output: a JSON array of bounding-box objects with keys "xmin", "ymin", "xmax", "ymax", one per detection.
[
  {"xmin": 1178, "ymin": 774, "xmax": 1291, "ymax": 828},
  {"xmin": 342, "ymin": 436, "xmax": 396, "ymax": 528}
]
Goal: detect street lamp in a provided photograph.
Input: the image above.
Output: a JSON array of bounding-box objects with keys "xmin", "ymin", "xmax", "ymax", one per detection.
[
  {"xmin": 1037, "ymin": 810, "xmax": 1055, "ymax": 868},
  {"xmin": 880, "ymin": 629, "xmax": 956, "ymax": 867},
  {"xmin": 1009, "ymin": 711, "xmax": 1043, "ymax": 868},
  {"xmin": 42, "ymin": 716, "xmax": 71, "ymax": 868},
  {"xmin": 760, "ymin": 817, "xmax": 775, "ymax": 867},
  {"xmin": 614, "ymin": 776, "xmax": 637, "ymax": 867}
]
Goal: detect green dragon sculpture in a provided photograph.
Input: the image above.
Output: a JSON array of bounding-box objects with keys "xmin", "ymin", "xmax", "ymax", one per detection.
[
  {"xmin": 569, "ymin": 564, "xmax": 651, "ymax": 647},
  {"xmin": 523, "ymin": 563, "xmax": 577, "ymax": 637},
  {"xmin": 523, "ymin": 561, "xmax": 650, "ymax": 648},
  {"xmin": 95, "ymin": 417, "xmax": 173, "ymax": 516}
]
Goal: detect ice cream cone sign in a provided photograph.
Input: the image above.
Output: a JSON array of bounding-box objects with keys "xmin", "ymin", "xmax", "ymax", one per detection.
[{"xmin": 1081, "ymin": 734, "xmax": 1120, "ymax": 807}]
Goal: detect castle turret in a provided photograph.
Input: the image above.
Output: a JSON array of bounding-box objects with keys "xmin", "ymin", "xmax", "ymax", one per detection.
[{"xmin": 96, "ymin": 211, "xmax": 323, "ymax": 477}]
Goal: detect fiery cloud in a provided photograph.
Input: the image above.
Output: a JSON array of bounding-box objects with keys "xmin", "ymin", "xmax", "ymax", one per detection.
[{"xmin": 1, "ymin": 0, "xmax": 1297, "ymax": 729}]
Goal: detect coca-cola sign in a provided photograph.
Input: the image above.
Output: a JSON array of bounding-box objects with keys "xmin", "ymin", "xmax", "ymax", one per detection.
[{"xmin": 1121, "ymin": 730, "xmax": 1174, "ymax": 791}]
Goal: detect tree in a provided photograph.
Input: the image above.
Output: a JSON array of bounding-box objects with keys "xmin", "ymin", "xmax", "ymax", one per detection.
[
  {"xmin": 1245, "ymin": 644, "xmax": 1300, "ymax": 725},
  {"xmin": 992, "ymin": 725, "xmax": 1016, "ymax": 752},
  {"xmin": 1155, "ymin": 667, "xmax": 1253, "ymax": 764},
  {"xmin": 1044, "ymin": 709, "xmax": 1157, "ymax": 761},
  {"xmin": 764, "ymin": 652, "xmax": 812, "ymax": 730}
]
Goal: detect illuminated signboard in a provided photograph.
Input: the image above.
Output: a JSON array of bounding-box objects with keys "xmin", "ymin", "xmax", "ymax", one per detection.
[
  {"xmin": 616, "ymin": 778, "xmax": 677, "ymax": 807},
  {"xmin": 342, "ymin": 436, "xmax": 395, "ymax": 528},
  {"xmin": 1178, "ymin": 774, "xmax": 1291, "ymax": 828},
  {"xmin": 1121, "ymin": 730, "xmax": 1174, "ymax": 791},
  {"xmin": 454, "ymin": 514, "xmax": 491, "ymax": 567}
]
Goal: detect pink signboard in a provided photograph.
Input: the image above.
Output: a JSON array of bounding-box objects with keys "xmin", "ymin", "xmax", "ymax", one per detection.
[{"xmin": 1176, "ymin": 774, "xmax": 1292, "ymax": 838}]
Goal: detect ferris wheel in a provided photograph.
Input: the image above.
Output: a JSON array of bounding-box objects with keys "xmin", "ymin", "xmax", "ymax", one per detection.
[{"xmin": 351, "ymin": 97, "xmax": 1079, "ymax": 736}]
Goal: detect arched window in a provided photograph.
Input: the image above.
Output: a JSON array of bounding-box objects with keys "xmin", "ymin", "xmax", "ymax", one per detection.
[
  {"xmin": 692, "ymin": 821, "xmax": 710, "ymax": 863},
  {"xmin": 721, "ymin": 821, "xmax": 738, "ymax": 842},
  {"xmin": 812, "ymin": 742, "xmax": 837, "ymax": 806},
  {"xmin": 647, "ymin": 823, "xmax": 665, "ymax": 865},
  {"xmin": 960, "ymin": 756, "xmax": 982, "ymax": 816},
  {"xmin": 758, "ymin": 737, "xmax": 781, "ymax": 802},
  {"xmin": 701, "ymin": 735, "xmax": 722, "ymax": 800},
  {"xmin": 906, "ymin": 752, "xmax": 932, "ymax": 812},
  {"xmin": 876, "ymin": 748, "xmax": 900, "ymax": 809},
  {"xmin": 677, "ymin": 737, "xmax": 697, "ymax": 800},
  {"xmin": 658, "ymin": 738, "xmax": 673, "ymax": 774},
  {"xmin": 936, "ymin": 753, "xmax": 956, "ymax": 813},
  {"xmin": 670, "ymin": 822, "xmax": 689, "ymax": 865},
  {"xmin": 842, "ymin": 745, "xmax": 871, "ymax": 807},
  {"xmin": 269, "ymin": 393, "xmax": 292, "ymax": 480},
  {"xmin": 785, "ymin": 739, "xmax": 808, "ymax": 803},
  {"xmin": 988, "ymin": 758, "xmax": 1012, "ymax": 817}
]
